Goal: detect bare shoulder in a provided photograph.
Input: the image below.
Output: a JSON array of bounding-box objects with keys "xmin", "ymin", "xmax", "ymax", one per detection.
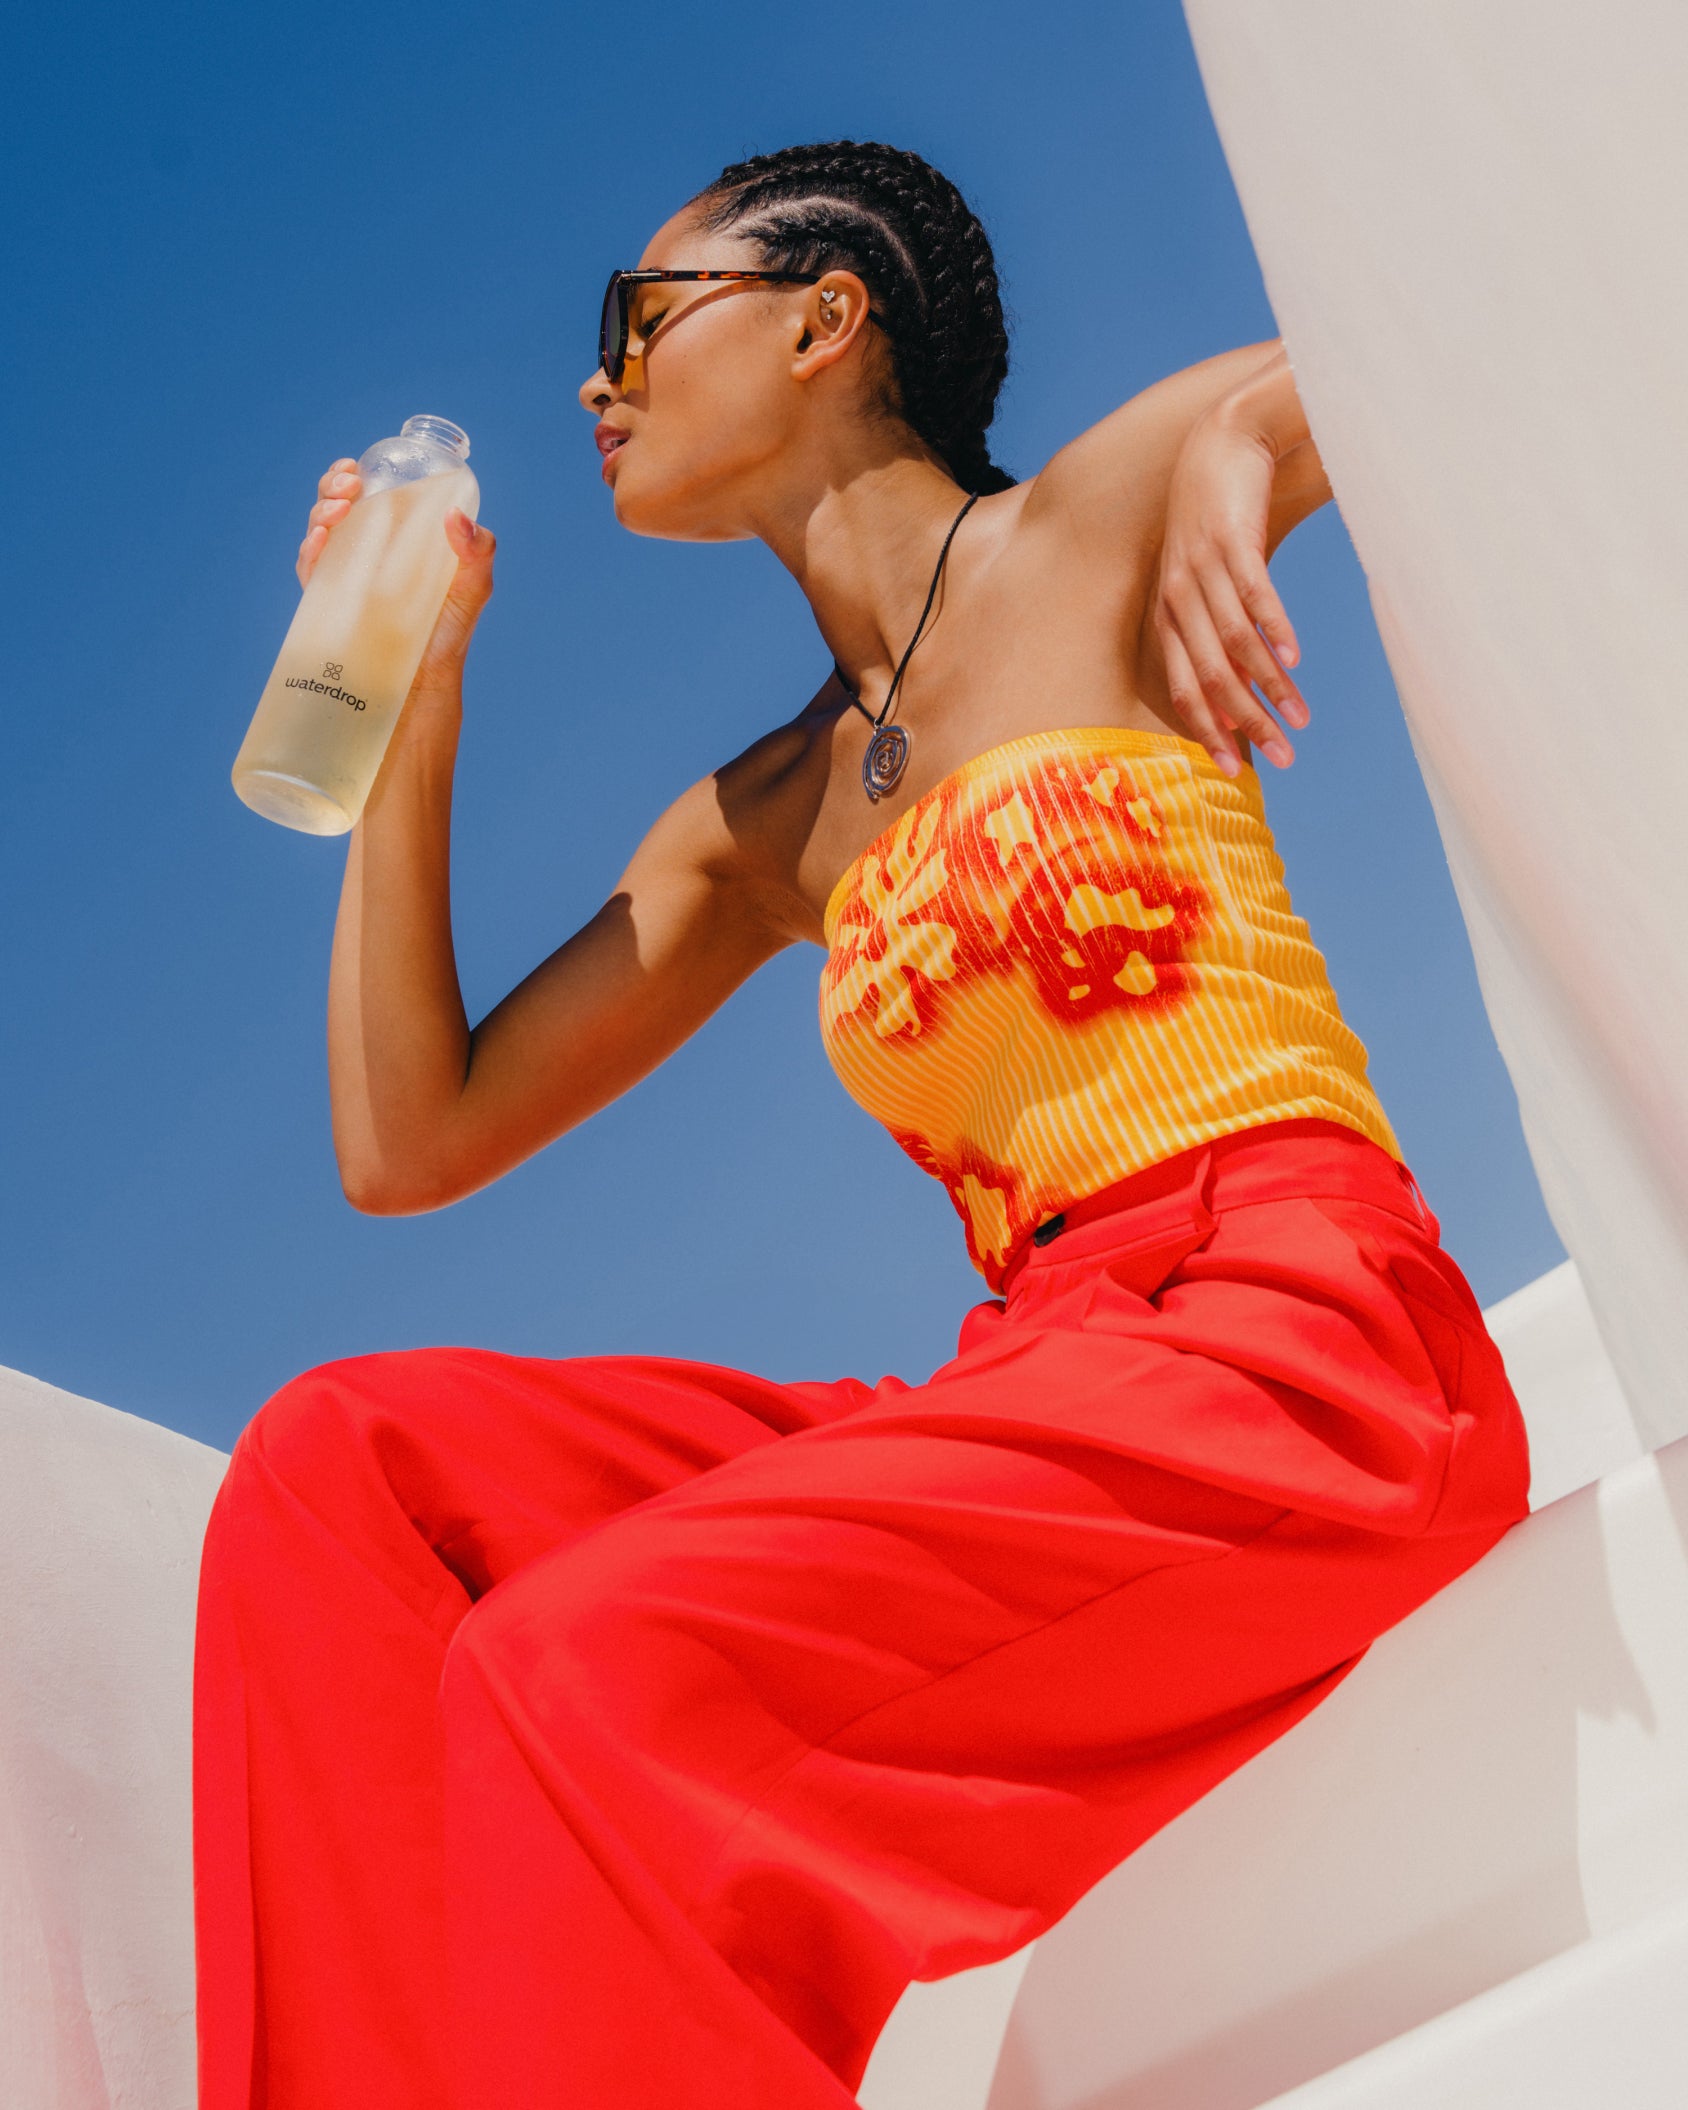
[
  {"xmin": 628, "ymin": 680, "xmax": 842, "ymax": 949},
  {"xmin": 1022, "ymin": 337, "xmax": 1286, "ymax": 539}
]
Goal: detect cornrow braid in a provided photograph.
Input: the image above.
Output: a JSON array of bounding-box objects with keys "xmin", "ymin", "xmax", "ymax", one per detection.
[{"xmin": 694, "ymin": 140, "xmax": 1014, "ymax": 496}]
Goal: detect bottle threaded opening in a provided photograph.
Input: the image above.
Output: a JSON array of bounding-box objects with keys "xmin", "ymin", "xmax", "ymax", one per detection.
[{"xmin": 400, "ymin": 414, "xmax": 471, "ymax": 459}]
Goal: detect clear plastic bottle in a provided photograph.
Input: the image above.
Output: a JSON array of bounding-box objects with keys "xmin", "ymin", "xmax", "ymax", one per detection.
[{"xmin": 232, "ymin": 415, "xmax": 480, "ymax": 835}]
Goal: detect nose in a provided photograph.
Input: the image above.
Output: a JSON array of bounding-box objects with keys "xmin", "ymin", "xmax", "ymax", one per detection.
[{"xmin": 579, "ymin": 367, "xmax": 614, "ymax": 413}]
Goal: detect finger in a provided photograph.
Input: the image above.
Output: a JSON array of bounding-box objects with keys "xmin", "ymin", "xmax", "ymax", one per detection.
[
  {"xmin": 444, "ymin": 507, "xmax": 482, "ymax": 553},
  {"xmin": 1192, "ymin": 554, "xmax": 1308, "ymax": 742},
  {"xmin": 1226, "ymin": 548, "xmax": 1307, "ymax": 719},
  {"xmin": 308, "ymin": 473, "xmax": 361, "ymax": 535},
  {"xmin": 316, "ymin": 460, "xmax": 360, "ymax": 500},
  {"xmin": 445, "ymin": 511, "xmax": 496, "ymax": 575},
  {"xmin": 1177, "ymin": 578, "xmax": 1296, "ymax": 767},
  {"xmin": 1158, "ymin": 614, "xmax": 1242, "ymax": 777},
  {"xmin": 297, "ymin": 523, "xmax": 328, "ymax": 586},
  {"xmin": 436, "ymin": 517, "xmax": 496, "ymax": 625},
  {"xmin": 1236, "ymin": 555, "xmax": 1301, "ymax": 670}
]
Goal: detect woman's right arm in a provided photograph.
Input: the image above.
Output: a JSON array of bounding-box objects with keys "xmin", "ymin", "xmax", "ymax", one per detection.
[{"xmin": 306, "ymin": 462, "xmax": 801, "ymax": 1216}]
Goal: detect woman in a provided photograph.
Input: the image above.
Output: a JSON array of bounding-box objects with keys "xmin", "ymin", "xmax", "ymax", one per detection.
[{"xmin": 194, "ymin": 140, "xmax": 1531, "ymax": 2109}]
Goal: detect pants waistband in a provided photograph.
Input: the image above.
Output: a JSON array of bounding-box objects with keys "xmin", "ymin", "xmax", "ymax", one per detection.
[{"xmin": 997, "ymin": 1118, "xmax": 1435, "ymax": 1301}]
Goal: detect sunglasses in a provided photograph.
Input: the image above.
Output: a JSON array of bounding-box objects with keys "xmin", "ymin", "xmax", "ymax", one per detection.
[{"xmin": 597, "ymin": 268, "xmax": 881, "ymax": 385}]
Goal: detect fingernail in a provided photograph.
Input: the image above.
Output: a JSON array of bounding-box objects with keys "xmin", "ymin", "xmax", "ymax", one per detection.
[
  {"xmin": 330, "ymin": 473, "xmax": 356, "ymax": 493},
  {"xmin": 1282, "ymin": 698, "xmax": 1309, "ymax": 728},
  {"xmin": 1214, "ymin": 749, "xmax": 1241, "ymax": 778},
  {"xmin": 1264, "ymin": 738, "xmax": 1293, "ymax": 767}
]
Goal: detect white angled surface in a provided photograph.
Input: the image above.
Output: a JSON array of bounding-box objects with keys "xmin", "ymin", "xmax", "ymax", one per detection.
[
  {"xmin": 1486, "ymin": 1259, "xmax": 1639, "ymax": 1509},
  {"xmin": 984, "ymin": 1430, "xmax": 1688, "ymax": 2109},
  {"xmin": 1179, "ymin": 0, "xmax": 1688, "ymax": 1453},
  {"xmin": 1259, "ymin": 1901, "xmax": 1688, "ymax": 2110},
  {"xmin": 0, "ymin": 1366, "xmax": 226, "ymax": 2110},
  {"xmin": 858, "ymin": 1947, "xmax": 1034, "ymax": 2110}
]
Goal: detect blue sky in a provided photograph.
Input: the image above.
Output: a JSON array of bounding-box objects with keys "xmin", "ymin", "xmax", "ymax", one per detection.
[{"xmin": 3, "ymin": 0, "xmax": 1563, "ymax": 1455}]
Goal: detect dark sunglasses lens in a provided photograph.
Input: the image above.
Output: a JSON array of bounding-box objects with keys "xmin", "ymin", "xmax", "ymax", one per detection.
[{"xmin": 599, "ymin": 278, "xmax": 625, "ymax": 381}]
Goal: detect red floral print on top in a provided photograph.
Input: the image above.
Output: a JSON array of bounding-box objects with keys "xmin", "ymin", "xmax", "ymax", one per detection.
[{"xmin": 824, "ymin": 754, "xmax": 1206, "ymax": 1048}]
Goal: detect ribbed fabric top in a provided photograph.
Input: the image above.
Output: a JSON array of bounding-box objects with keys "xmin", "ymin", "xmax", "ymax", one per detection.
[{"xmin": 818, "ymin": 726, "xmax": 1400, "ymax": 1286}]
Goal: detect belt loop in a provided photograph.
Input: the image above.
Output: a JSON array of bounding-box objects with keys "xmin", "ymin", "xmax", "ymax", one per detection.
[
  {"xmin": 1189, "ymin": 1144, "xmax": 1218, "ymax": 1236},
  {"xmin": 1397, "ymin": 1159, "xmax": 1435, "ymax": 1236}
]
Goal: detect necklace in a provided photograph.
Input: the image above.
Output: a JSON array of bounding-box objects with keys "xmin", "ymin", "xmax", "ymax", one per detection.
[{"xmin": 832, "ymin": 491, "xmax": 980, "ymax": 803}]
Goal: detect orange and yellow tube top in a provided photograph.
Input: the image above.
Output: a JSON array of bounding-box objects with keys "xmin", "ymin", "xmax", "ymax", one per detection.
[{"xmin": 819, "ymin": 726, "xmax": 1400, "ymax": 1287}]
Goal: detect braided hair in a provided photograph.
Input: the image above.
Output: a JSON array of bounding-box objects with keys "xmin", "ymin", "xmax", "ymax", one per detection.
[{"xmin": 692, "ymin": 140, "xmax": 1014, "ymax": 496}]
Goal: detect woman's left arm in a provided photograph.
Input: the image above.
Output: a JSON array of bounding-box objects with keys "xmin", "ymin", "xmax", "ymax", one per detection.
[{"xmin": 1149, "ymin": 343, "xmax": 1334, "ymax": 775}]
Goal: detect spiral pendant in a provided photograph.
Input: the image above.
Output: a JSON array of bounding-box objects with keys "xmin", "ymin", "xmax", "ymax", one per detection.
[{"xmin": 862, "ymin": 724, "xmax": 911, "ymax": 803}]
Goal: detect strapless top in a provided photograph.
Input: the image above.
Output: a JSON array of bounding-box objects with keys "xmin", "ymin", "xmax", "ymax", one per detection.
[{"xmin": 818, "ymin": 726, "xmax": 1400, "ymax": 1287}]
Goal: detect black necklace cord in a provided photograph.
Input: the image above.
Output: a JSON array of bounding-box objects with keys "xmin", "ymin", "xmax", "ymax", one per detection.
[
  {"xmin": 832, "ymin": 491, "xmax": 980, "ymax": 729},
  {"xmin": 835, "ymin": 682, "xmax": 877, "ymax": 729}
]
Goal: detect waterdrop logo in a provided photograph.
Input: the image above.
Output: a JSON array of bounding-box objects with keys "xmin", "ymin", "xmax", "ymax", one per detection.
[{"xmin": 286, "ymin": 663, "xmax": 368, "ymax": 711}]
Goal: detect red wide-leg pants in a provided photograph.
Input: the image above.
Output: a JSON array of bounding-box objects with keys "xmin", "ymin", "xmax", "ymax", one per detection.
[{"xmin": 192, "ymin": 1120, "xmax": 1531, "ymax": 2109}]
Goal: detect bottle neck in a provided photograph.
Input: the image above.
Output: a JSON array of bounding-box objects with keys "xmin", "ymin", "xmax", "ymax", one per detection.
[{"xmin": 400, "ymin": 414, "xmax": 470, "ymax": 460}]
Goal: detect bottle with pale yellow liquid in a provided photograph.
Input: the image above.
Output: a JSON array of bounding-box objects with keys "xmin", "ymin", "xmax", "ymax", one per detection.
[{"xmin": 232, "ymin": 414, "xmax": 480, "ymax": 834}]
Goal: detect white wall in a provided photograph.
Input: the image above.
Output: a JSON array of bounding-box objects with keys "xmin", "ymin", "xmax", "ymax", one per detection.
[
  {"xmin": 1179, "ymin": 0, "xmax": 1688, "ymax": 1454},
  {"xmin": 0, "ymin": 1368, "xmax": 225, "ymax": 2110}
]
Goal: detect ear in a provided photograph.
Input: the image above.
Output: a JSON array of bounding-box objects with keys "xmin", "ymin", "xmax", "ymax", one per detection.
[{"xmin": 790, "ymin": 271, "xmax": 874, "ymax": 380}]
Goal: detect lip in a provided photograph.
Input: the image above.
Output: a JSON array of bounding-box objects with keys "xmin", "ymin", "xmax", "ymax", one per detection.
[{"xmin": 595, "ymin": 423, "xmax": 630, "ymax": 482}]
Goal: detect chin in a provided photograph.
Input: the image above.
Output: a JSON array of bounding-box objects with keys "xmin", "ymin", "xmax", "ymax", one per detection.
[{"xmin": 611, "ymin": 458, "xmax": 751, "ymax": 543}]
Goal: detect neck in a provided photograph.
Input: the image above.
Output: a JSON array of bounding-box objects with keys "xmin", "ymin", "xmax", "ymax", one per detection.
[{"xmin": 752, "ymin": 450, "xmax": 977, "ymax": 708}]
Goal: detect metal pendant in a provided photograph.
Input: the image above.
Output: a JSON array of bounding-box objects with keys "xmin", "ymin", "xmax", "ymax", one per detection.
[{"xmin": 862, "ymin": 724, "xmax": 911, "ymax": 803}]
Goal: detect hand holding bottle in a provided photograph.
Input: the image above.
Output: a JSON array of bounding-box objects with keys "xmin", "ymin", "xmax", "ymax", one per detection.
[
  {"xmin": 297, "ymin": 457, "xmax": 365, "ymax": 587},
  {"xmin": 297, "ymin": 459, "xmax": 496, "ymax": 698},
  {"xmin": 233, "ymin": 414, "xmax": 487, "ymax": 835}
]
